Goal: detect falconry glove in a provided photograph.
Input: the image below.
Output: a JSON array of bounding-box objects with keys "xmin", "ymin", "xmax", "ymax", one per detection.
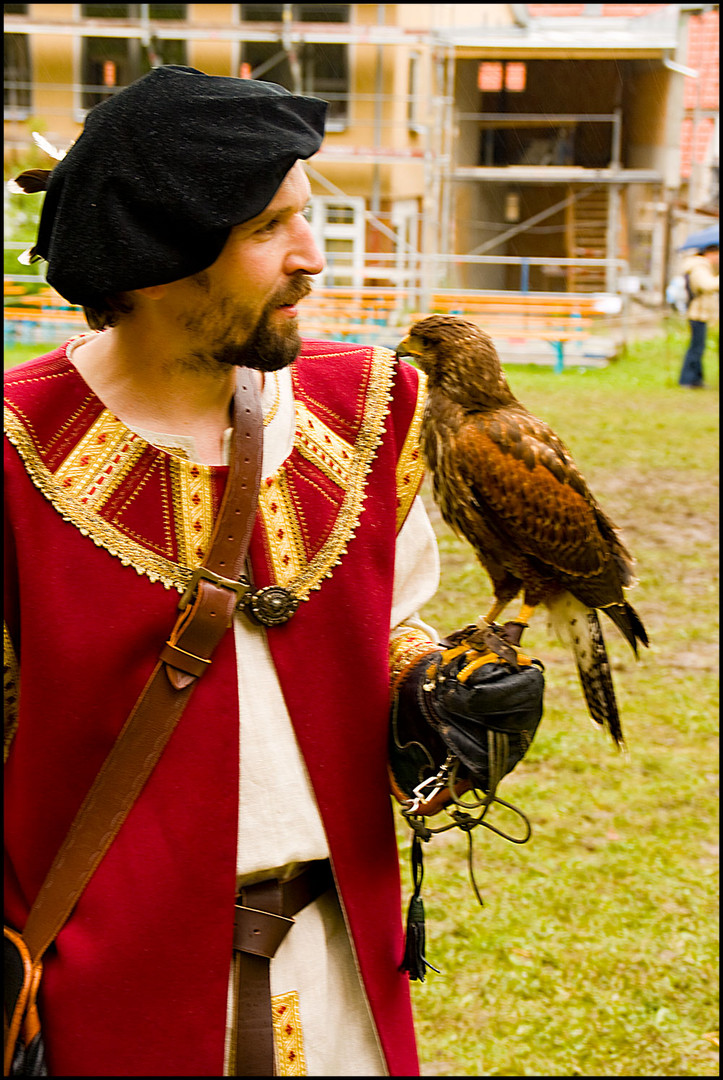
[
  {"xmin": 389, "ymin": 624, "xmax": 545, "ymax": 980},
  {"xmin": 390, "ymin": 624, "xmax": 544, "ymax": 813}
]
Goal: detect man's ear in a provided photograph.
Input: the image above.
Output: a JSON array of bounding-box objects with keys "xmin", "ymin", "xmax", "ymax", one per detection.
[{"xmin": 133, "ymin": 283, "xmax": 168, "ymax": 301}]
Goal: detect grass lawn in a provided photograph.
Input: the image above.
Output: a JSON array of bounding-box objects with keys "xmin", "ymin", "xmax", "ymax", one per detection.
[
  {"xmin": 5, "ymin": 323, "xmax": 719, "ymax": 1075},
  {"xmin": 400, "ymin": 324, "xmax": 719, "ymax": 1076}
]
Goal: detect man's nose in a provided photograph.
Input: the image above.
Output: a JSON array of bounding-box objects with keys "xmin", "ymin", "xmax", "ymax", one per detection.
[{"xmin": 285, "ymin": 216, "xmax": 325, "ymax": 277}]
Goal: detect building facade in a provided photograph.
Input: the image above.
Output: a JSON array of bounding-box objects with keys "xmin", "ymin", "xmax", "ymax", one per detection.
[{"xmin": 4, "ymin": 3, "xmax": 719, "ymax": 305}]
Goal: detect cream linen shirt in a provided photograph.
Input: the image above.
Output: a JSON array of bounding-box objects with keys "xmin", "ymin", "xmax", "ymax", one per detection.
[{"xmin": 136, "ymin": 364, "xmax": 439, "ymax": 1076}]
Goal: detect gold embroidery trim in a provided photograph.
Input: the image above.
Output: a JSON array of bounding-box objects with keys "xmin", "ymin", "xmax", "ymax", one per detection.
[
  {"xmin": 271, "ymin": 990, "xmax": 306, "ymax": 1076},
  {"xmin": 267, "ymin": 345, "xmax": 396, "ymax": 599},
  {"xmin": 4, "ymin": 623, "xmax": 20, "ymax": 763},
  {"xmin": 295, "ymin": 401, "xmax": 354, "ymax": 486},
  {"xmin": 258, "ymin": 470, "xmax": 305, "ymax": 587},
  {"xmin": 395, "ymin": 366, "xmax": 427, "ymax": 531},
  {"xmin": 172, "ymin": 458, "xmax": 216, "ymax": 568},
  {"xmin": 4, "ymin": 405, "xmax": 191, "ymax": 593},
  {"xmin": 53, "ymin": 411, "xmax": 146, "ymax": 510},
  {"xmin": 389, "ymin": 627, "xmax": 437, "ymax": 696},
  {"xmin": 4, "ymin": 344, "xmax": 397, "ymax": 601}
]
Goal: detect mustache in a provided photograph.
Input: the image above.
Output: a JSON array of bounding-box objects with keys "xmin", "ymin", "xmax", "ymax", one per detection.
[{"xmin": 273, "ymin": 276, "xmax": 314, "ymax": 308}]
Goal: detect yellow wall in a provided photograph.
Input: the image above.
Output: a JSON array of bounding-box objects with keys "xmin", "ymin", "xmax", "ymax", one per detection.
[
  {"xmin": 394, "ymin": 4, "xmax": 517, "ymax": 30},
  {"xmin": 21, "ymin": 32, "xmax": 77, "ymax": 159},
  {"xmin": 188, "ymin": 1, "xmax": 234, "ymax": 72},
  {"xmin": 29, "ymin": 3, "xmax": 75, "ymax": 20},
  {"xmin": 188, "ymin": 4, "xmax": 233, "ymax": 26},
  {"xmin": 188, "ymin": 40, "xmax": 234, "ymax": 75},
  {"xmin": 623, "ymin": 61, "xmax": 673, "ymax": 170}
]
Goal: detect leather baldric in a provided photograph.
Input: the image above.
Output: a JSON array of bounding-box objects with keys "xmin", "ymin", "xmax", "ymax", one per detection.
[{"xmin": 20, "ymin": 367, "xmax": 263, "ymax": 972}]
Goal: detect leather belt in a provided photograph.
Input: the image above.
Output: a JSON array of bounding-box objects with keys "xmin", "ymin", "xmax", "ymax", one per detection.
[{"xmin": 231, "ymin": 860, "xmax": 334, "ymax": 1076}]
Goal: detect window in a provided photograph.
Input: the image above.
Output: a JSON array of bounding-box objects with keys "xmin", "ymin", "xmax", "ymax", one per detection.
[
  {"xmin": 82, "ymin": 3, "xmax": 138, "ymax": 14},
  {"xmin": 478, "ymin": 61, "xmax": 526, "ymax": 93},
  {"xmin": 407, "ymin": 52, "xmax": 423, "ymax": 135},
  {"xmin": 80, "ymin": 5, "xmax": 187, "ymax": 109},
  {"xmin": 391, "ymin": 199, "xmax": 422, "ymax": 300},
  {"xmin": 4, "ymin": 33, "xmax": 31, "ymax": 113},
  {"xmin": 504, "ymin": 62, "xmax": 526, "ymax": 93},
  {"xmin": 307, "ymin": 197, "xmax": 365, "ymax": 288},
  {"xmin": 81, "ymin": 4, "xmax": 187, "ymax": 15},
  {"xmin": 239, "ymin": 4, "xmax": 349, "ymax": 127},
  {"xmin": 478, "ymin": 62, "xmax": 503, "ymax": 93}
]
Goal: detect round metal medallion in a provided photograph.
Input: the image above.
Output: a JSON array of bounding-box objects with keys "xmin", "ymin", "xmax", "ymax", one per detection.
[{"xmin": 248, "ymin": 585, "xmax": 299, "ymax": 627}]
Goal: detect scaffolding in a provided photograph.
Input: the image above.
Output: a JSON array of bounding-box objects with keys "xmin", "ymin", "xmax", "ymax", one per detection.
[{"xmin": 5, "ymin": 4, "xmax": 713, "ymax": 356}]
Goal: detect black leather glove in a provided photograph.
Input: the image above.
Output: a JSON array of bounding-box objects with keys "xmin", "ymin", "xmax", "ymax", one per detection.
[{"xmin": 389, "ymin": 625, "xmax": 544, "ymax": 815}]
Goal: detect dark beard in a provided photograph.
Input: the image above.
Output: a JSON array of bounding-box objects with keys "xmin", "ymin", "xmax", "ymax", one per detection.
[
  {"xmin": 214, "ymin": 312, "xmax": 300, "ymax": 372},
  {"xmin": 214, "ymin": 276, "xmax": 312, "ymax": 373}
]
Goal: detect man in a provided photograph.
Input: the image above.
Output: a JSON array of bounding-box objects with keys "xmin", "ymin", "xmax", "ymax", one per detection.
[
  {"xmin": 5, "ymin": 67, "xmax": 542, "ymax": 1077},
  {"xmin": 678, "ymin": 242, "xmax": 719, "ymax": 388}
]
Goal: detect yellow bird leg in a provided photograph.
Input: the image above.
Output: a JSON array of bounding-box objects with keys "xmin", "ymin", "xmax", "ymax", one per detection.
[
  {"xmin": 477, "ymin": 599, "xmax": 508, "ymax": 627},
  {"xmin": 440, "ymin": 643, "xmax": 471, "ymax": 664},
  {"xmin": 513, "ymin": 602, "xmax": 536, "ymax": 626}
]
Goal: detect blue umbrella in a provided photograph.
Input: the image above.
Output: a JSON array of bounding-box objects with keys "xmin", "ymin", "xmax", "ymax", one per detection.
[{"xmin": 678, "ymin": 223, "xmax": 719, "ymax": 251}]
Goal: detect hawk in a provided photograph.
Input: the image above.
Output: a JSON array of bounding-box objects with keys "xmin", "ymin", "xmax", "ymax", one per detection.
[{"xmin": 396, "ymin": 315, "xmax": 648, "ymax": 747}]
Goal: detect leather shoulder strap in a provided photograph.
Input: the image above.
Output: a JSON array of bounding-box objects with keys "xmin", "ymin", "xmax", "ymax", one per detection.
[{"xmin": 21, "ymin": 368, "xmax": 262, "ymax": 963}]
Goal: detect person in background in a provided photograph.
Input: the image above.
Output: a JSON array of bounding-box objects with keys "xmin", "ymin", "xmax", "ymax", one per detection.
[{"xmin": 678, "ymin": 242, "xmax": 719, "ymax": 388}]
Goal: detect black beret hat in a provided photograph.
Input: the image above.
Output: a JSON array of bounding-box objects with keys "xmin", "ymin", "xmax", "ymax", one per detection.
[{"xmin": 26, "ymin": 66, "xmax": 327, "ymax": 308}]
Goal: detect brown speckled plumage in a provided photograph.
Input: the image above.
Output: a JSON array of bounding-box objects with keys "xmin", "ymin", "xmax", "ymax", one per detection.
[{"xmin": 397, "ymin": 315, "xmax": 649, "ymax": 747}]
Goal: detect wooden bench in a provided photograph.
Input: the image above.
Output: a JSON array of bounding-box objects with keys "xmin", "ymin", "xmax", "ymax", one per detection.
[
  {"xmin": 298, "ymin": 288, "xmax": 616, "ymax": 369},
  {"xmin": 298, "ymin": 287, "xmax": 410, "ymax": 342},
  {"xmin": 4, "ymin": 283, "xmax": 88, "ymax": 342},
  {"xmin": 4, "ymin": 283, "xmax": 81, "ymax": 311},
  {"xmin": 4, "ymin": 283, "xmax": 619, "ymax": 369},
  {"xmin": 4, "ymin": 306, "xmax": 87, "ymax": 323},
  {"xmin": 409, "ymin": 292, "xmax": 607, "ymax": 371}
]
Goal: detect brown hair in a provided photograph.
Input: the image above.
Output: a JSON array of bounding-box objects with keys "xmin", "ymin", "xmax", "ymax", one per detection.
[{"xmin": 83, "ymin": 292, "xmax": 135, "ymax": 330}]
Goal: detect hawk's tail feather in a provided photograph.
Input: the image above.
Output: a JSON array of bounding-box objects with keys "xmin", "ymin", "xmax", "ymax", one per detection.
[
  {"xmin": 602, "ymin": 600, "xmax": 649, "ymax": 657},
  {"xmin": 546, "ymin": 593, "xmax": 624, "ymax": 748},
  {"xmin": 577, "ymin": 611, "xmax": 624, "ymax": 747}
]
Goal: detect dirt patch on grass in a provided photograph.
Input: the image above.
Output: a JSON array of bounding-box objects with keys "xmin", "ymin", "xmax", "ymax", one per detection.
[{"xmin": 587, "ymin": 468, "xmax": 719, "ymax": 547}]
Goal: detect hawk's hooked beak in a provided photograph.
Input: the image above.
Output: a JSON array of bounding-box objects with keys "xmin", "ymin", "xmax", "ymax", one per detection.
[{"xmin": 395, "ymin": 334, "xmax": 422, "ymax": 361}]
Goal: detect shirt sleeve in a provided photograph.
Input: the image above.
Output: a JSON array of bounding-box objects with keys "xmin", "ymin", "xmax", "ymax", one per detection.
[
  {"xmin": 389, "ymin": 495, "xmax": 442, "ymax": 687},
  {"xmin": 390, "ymin": 495, "xmax": 440, "ymax": 636}
]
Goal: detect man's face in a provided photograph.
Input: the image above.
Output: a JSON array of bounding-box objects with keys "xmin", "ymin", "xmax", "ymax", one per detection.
[
  {"xmin": 704, "ymin": 247, "xmax": 719, "ymax": 270},
  {"xmin": 173, "ymin": 161, "xmax": 324, "ymax": 372}
]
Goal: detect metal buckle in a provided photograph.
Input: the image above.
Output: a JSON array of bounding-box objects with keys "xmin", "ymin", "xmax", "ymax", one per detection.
[
  {"xmin": 240, "ymin": 585, "xmax": 299, "ymax": 627},
  {"xmin": 178, "ymin": 567, "xmax": 252, "ymax": 612},
  {"xmin": 403, "ymin": 754, "xmax": 457, "ymax": 817}
]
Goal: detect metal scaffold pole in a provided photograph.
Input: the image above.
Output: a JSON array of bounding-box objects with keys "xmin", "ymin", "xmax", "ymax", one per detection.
[{"xmin": 439, "ymin": 44, "xmax": 456, "ymax": 289}]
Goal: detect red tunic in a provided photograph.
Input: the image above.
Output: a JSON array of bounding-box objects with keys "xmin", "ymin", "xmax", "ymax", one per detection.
[{"xmin": 4, "ymin": 339, "xmax": 427, "ymax": 1077}]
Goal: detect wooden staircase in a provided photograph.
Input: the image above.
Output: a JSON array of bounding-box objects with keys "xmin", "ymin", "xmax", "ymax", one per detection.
[{"xmin": 565, "ymin": 186, "xmax": 609, "ymax": 292}]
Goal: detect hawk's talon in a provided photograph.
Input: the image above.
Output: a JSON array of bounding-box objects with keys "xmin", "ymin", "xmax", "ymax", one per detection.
[
  {"xmin": 440, "ymin": 643, "xmax": 471, "ymax": 664},
  {"xmin": 457, "ymin": 652, "xmax": 499, "ymax": 682}
]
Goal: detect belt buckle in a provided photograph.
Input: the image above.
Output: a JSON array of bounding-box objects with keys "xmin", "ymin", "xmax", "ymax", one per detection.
[{"xmin": 178, "ymin": 567, "xmax": 251, "ymax": 612}]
